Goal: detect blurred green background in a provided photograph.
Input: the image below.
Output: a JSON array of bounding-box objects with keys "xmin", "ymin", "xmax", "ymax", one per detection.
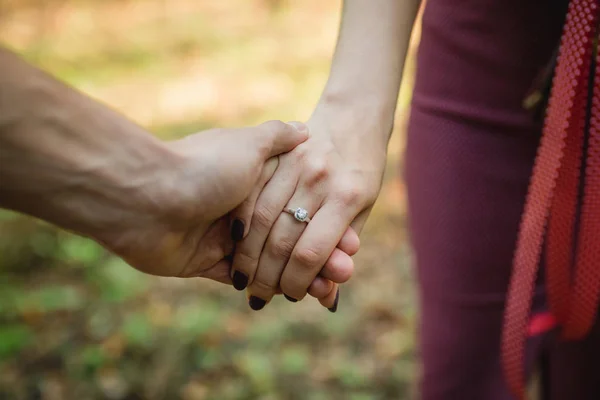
[{"xmin": 0, "ymin": 1, "xmax": 420, "ymax": 399}]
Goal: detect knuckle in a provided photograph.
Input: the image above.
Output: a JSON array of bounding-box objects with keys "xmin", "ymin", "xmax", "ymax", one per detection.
[
  {"xmin": 289, "ymin": 144, "xmax": 308, "ymax": 161},
  {"xmin": 251, "ymin": 276, "xmax": 277, "ymax": 294},
  {"xmin": 261, "ymin": 120, "xmax": 288, "ymax": 133},
  {"xmin": 302, "ymin": 158, "xmax": 330, "ymax": 187},
  {"xmin": 337, "ymin": 188, "xmax": 362, "ymax": 207},
  {"xmin": 254, "ymin": 120, "xmax": 289, "ymax": 157},
  {"xmin": 292, "ymin": 246, "xmax": 323, "ymax": 269},
  {"xmin": 268, "ymin": 237, "xmax": 297, "ymax": 260},
  {"xmin": 334, "ymin": 181, "xmax": 367, "ymax": 207},
  {"xmin": 233, "ymin": 250, "xmax": 259, "ymax": 273},
  {"xmin": 252, "ymin": 204, "xmax": 277, "ymax": 230}
]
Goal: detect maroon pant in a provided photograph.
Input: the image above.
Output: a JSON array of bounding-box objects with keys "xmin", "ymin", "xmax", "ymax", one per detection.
[{"xmin": 404, "ymin": 0, "xmax": 600, "ymax": 398}]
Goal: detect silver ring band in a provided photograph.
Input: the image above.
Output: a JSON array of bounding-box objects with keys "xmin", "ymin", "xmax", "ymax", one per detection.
[{"xmin": 284, "ymin": 207, "xmax": 311, "ymax": 223}]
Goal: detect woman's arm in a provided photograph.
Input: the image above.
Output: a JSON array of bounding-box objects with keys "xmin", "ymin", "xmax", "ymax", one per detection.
[
  {"xmin": 313, "ymin": 0, "xmax": 422, "ymax": 158},
  {"xmin": 230, "ymin": 0, "xmax": 422, "ymax": 309}
]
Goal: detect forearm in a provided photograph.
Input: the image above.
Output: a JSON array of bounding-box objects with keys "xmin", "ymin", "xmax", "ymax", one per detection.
[
  {"xmin": 313, "ymin": 0, "xmax": 421, "ymax": 150},
  {"xmin": 0, "ymin": 48, "xmax": 173, "ymax": 238}
]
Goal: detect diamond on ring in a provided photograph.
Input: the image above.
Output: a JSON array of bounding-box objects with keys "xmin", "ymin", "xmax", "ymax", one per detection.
[
  {"xmin": 284, "ymin": 207, "xmax": 311, "ymax": 223},
  {"xmin": 294, "ymin": 207, "xmax": 309, "ymax": 222}
]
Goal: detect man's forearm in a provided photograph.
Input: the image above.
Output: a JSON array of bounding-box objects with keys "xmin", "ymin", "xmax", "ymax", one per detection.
[
  {"xmin": 0, "ymin": 48, "xmax": 173, "ymax": 237},
  {"xmin": 314, "ymin": 0, "xmax": 421, "ymax": 147}
]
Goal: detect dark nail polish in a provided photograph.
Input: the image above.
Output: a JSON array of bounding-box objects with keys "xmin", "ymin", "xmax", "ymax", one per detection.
[
  {"xmin": 249, "ymin": 296, "xmax": 266, "ymax": 311},
  {"xmin": 284, "ymin": 294, "xmax": 298, "ymax": 303},
  {"xmin": 231, "ymin": 219, "xmax": 244, "ymax": 242},
  {"xmin": 232, "ymin": 270, "xmax": 248, "ymax": 291},
  {"xmin": 328, "ymin": 289, "xmax": 339, "ymax": 313}
]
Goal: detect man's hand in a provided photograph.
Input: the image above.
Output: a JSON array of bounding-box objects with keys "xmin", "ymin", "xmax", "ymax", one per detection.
[
  {"xmin": 0, "ymin": 49, "xmax": 317, "ymax": 284},
  {"xmin": 0, "ymin": 49, "xmax": 359, "ymax": 292},
  {"xmin": 94, "ymin": 122, "xmax": 309, "ymax": 283}
]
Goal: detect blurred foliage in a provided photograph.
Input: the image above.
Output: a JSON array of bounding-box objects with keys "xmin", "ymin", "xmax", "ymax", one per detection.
[{"xmin": 0, "ymin": 0, "xmax": 418, "ymax": 399}]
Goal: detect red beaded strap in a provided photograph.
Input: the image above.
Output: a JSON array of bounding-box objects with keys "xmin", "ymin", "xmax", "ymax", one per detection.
[{"xmin": 502, "ymin": 1, "xmax": 600, "ymax": 399}]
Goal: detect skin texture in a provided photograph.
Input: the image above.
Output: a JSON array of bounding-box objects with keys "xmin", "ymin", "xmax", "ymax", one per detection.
[{"xmin": 231, "ymin": 0, "xmax": 422, "ymax": 309}]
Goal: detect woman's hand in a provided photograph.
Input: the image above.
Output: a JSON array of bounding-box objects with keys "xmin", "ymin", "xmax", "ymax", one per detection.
[
  {"xmin": 230, "ymin": 109, "xmax": 389, "ymax": 311},
  {"xmin": 225, "ymin": 0, "xmax": 417, "ymax": 310}
]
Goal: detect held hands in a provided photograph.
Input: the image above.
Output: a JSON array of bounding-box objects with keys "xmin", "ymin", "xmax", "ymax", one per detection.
[
  {"xmin": 94, "ymin": 112, "xmax": 386, "ymax": 312},
  {"xmin": 0, "ymin": 48, "xmax": 352, "ymax": 301},
  {"xmin": 95, "ymin": 121, "xmax": 358, "ymax": 306},
  {"xmin": 94, "ymin": 121, "xmax": 308, "ymax": 282},
  {"xmin": 229, "ymin": 113, "xmax": 388, "ymax": 311},
  {"xmin": 0, "ymin": 49, "xmax": 385, "ymax": 311}
]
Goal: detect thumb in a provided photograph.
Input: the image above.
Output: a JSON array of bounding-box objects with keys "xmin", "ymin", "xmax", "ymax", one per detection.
[{"xmin": 254, "ymin": 120, "xmax": 309, "ymax": 159}]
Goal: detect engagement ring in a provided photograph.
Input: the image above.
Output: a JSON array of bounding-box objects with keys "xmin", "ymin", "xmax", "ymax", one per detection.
[{"xmin": 284, "ymin": 207, "xmax": 311, "ymax": 223}]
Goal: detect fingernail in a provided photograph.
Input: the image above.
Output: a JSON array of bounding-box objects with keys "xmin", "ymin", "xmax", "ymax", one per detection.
[
  {"xmin": 249, "ymin": 296, "xmax": 267, "ymax": 311},
  {"xmin": 231, "ymin": 219, "xmax": 244, "ymax": 242},
  {"xmin": 232, "ymin": 270, "xmax": 248, "ymax": 291},
  {"xmin": 284, "ymin": 294, "xmax": 298, "ymax": 303},
  {"xmin": 328, "ymin": 289, "xmax": 340, "ymax": 313},
  {"xmin": 287, "ymin": 121, "xmax": 308, "ymax": 133}
]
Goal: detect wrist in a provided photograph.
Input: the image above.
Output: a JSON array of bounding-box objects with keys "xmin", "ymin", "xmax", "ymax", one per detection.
[
  {"xmin": 54, "ymin": 135, "xmax": 173, "ymax": 241},
  {"xmin": 309, "ymin": 92, "xmax": 395, "ymax": 166},
  {"xmin": 72, "ymin": 133, "xmax": 179, "ymax": 240},
  {"xmin": 0, "ymin": 81, "xmax": 176, "ymax": 240}
]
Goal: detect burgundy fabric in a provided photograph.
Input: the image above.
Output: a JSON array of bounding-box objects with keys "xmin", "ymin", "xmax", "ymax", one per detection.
[{"xmin": 404, "ymin": 0, "xmax": 600, "ymax": 398}]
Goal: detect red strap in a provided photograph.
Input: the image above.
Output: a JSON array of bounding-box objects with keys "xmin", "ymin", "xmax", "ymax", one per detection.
[
  {"xmin": 502, "ymin": 1, "xmax": 600, "ymax": 399},
  {"xmin": 565, "ymin": 57, "xmax": 600, "ymax": 339}
]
